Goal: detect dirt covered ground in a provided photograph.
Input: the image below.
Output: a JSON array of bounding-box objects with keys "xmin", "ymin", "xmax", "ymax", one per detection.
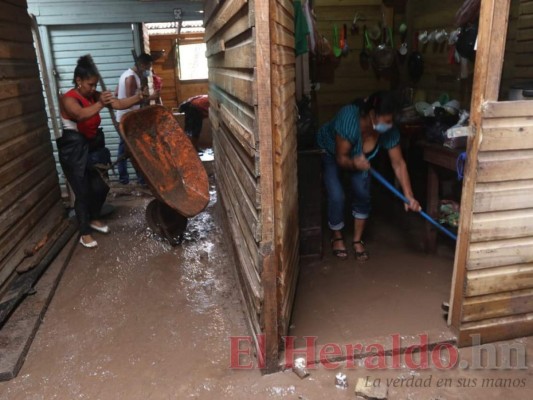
[{"xmin": 0, "ymin": 183, "xmax": 531, "ymax": 399}]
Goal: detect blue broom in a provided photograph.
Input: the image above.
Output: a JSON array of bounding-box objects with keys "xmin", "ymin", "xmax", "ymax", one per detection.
[{"xmin": 369, "ymin": 168, "xmax": 458, "ymax": 241}]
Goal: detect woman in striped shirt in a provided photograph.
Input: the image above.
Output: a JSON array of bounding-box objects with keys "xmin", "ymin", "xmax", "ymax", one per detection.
[{"xmin": 316, "ymin": 91, "xmax": 421, "ymax": 262}]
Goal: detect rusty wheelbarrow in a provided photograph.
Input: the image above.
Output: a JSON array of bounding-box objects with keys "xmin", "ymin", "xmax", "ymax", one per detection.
[{"xmin": 120, "ymin": 105, "xmax": 209, "ymax": 244}]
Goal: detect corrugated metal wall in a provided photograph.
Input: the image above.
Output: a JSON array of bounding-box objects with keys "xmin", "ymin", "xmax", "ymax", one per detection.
[
  {"xmin": 0, "ymin": 0, "xmax": 64, "ymax": 289},
  {"xmin": 47, "ymin": 24, "xmax": 138, "ymax": 183}
]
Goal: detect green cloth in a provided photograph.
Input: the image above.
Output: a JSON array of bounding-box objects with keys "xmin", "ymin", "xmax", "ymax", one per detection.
[{"xmin": 294, "ymin": 0, "xmax": 309, "ymax": 56}]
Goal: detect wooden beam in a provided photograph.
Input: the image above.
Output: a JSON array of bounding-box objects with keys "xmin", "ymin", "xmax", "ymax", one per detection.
[
  {"xmin": 256, "ymin": 0, "xmax": 278, "ymax": 374},
  {"xmin": 449, "ymin": 0, "xmax": 512, "ymax": 327}
]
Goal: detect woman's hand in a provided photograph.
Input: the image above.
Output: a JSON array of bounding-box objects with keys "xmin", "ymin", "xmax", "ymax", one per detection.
[
  {"xmin": 99, "ymin": 91, "xmax": 114, "ymax": 106},
  {"xmin": 404, "ymin": 196, "xmax": 422, "ymax": 212},
  {"xmin": 352, "ymin": 154, "xmax": 370, "ymax": 171}
]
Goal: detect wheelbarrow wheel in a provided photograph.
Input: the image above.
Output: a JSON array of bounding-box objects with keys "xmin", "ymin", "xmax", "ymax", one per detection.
[{"xmin": 146, "ymin": 199, "xmax": 188, "ymax": 246}]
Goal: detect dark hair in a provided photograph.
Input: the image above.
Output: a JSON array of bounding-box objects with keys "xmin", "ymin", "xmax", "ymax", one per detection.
[
  {"xmin": 353, "ymin": 91, "xmax": 399, "ymax": 117},
  {"xmin": 138, "ymin": 53, "xmax": 154, "ymax": 65},
  {"xmin": 72, "ymin": 55, "xmax": 99, "ymax": 84}
]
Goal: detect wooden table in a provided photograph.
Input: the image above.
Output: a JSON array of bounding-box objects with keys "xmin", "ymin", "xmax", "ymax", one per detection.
[{"xmin": 422, "ymin": 142, "xmax": 463, "ymax": 252}]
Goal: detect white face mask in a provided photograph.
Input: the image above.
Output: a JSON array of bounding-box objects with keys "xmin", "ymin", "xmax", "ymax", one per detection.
[
  {"xmin": 373, "ymin": 122, "xmax": 393, "ymax": 133},
  {"xmin": 371, "ymin": 114, "xmax": 393, "ymax": 133},
  {"xmin": 142, "ymin": 70, "xmax": 151, "ymax": 78}
]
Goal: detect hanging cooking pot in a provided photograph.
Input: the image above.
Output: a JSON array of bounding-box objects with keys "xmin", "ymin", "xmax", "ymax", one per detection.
[
  {"xmin": 408, "ymin": 31, "xmax": 424, "ymax": 82},
  {"xmin": 456, "ymin": 24, "xmax": 478, "ymax": 62},
  {"xmin": 371, "ymin": 26, "xmax": 395, "ymax": 71},
  {"xmin": 359, "ymin": 25, "xmax": 371, "ymax": 70}
]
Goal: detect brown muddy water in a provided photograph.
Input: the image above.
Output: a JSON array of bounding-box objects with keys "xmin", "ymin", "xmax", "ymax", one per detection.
[{"xmin": 0, "ymin": 184, "xmax": 531, "ymax": 399}]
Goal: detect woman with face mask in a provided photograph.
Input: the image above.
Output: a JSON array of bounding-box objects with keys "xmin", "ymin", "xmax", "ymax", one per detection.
[{"xmin": 316, "ymin": 91, "xmax": 421, "ymax": 262}]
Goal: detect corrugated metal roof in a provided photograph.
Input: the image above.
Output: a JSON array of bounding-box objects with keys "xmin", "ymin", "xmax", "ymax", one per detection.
[{"xmin": 145, "ymin": 21, "xmax": 204, "ymax": 35}]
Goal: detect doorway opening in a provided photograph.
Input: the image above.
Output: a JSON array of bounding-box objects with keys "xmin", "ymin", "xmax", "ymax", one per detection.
[{"xmin": 288, "ymin": 0, "xmax": 523, "ymax": 358}]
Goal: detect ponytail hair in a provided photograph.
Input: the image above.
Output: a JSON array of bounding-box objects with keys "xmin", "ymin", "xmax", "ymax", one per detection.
[
  {"xmin": 72, "ymin": 55, "xmax": 99, "ymax": 85},
  {"xmin": 353, "ymin": 91, "xmax": 399, "ymax": 117}
]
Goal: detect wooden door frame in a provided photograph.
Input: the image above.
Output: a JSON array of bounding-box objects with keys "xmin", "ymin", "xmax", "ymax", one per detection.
[{"xmin": 448, "ymin": 0, "xmax": 511, "ymax": 340}]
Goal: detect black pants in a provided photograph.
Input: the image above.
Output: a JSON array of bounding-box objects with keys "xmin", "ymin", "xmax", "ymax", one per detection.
[
  {"xmin": 57, "ymin": 130, "xmax": 110, "ymax": 235},
  {"xmin": 179, "ymin": 102, "xmax": 204, "ymax": 139}
]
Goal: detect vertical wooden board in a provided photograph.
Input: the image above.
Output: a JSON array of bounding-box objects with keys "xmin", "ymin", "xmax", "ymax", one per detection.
[{"xmin": 449, "ymin": 0, "xmax": 511, "ymax": 331}]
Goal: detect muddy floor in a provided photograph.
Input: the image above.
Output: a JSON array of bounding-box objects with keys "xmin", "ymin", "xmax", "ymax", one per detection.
[
  {"xmin": 0, "ymin": 183, "xmax": 531, "ymax": 399},
  {"xmin": 290, "ymin": 194, "xmax": 455, "ymax": 348}
]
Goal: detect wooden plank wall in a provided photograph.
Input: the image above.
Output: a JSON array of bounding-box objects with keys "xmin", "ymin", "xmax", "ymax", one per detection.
[
  {"xmin": 406, "ymin": 0, "xmax": 471, "ymax": 106},
  {"xmin": 206, "ymin": 0, "xmax": 298, "ymax": 371},
  {"xmin": 205, "ymin": 0, "xmax": 267, "ymax": 364},
  {"xmin": 500, "ymin": 0, "xmax": 521, "ymax": 98},
  {"xmin": 511, "ymin": 0, "xmax": 533, "ymax": 83},
  {"xmin": 457, "ymin": 101, "xmax": 533, "ymax": 343},
  {"xmin": 407, "ymin": 0, "xmax": 526, "ymax": 104},
  {"xmin": 313, "ymin": 0, "xmax": 389, "ymax": 125},
  {"xmin": 150, "ymin": 33, "xmax": 209, "ymax": 109},
  {"xmin": 271, "ymin": 0, "xmax": 299, "ymax": 345},
  {"xmin": 0, "ymin": 0, "xmax": 63, "ymax": 288}
]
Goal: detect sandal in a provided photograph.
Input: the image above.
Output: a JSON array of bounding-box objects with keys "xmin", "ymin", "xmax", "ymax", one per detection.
[
  {"xmin": 353, "ymin": 240, "xmax": 369, "ymax": 263},
  {"xmin": 331, "ymin": 237, "xmax": 348, "ymax": 260}
]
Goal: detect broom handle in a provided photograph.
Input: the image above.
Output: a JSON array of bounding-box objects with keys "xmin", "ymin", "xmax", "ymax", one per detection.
[
  {"xmin": 84, "ymin": 54, "xmax": 121, "ymax": 135},
  {"xmin": 369, "ymin": 168, "xmax": 458, "ymax": 241}
]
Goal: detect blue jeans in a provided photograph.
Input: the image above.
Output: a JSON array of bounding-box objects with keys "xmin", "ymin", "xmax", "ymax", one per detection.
[
  {"xmin": 322, "ymin": 153, "xmax": 371, "ymax": 231},
  {"xmin": 117, "ymin": 138, "xmax": 145, "ymax": 184}
]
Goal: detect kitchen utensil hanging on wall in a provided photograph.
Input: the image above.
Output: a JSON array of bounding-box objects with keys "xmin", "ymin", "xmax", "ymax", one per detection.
[
  {"xmin": 359, "ymin": 25, "xmax": 371, "ymax": 70},
  {"xmin": 342, "ymin": 24, "xmax": 349, "ymax": 55},
  {"xmin": 333, "ymin": 24, "xmax": 342, "ymax": 57},
  {"xmin": 408, "ymin": 31, "xmax": 424, "ymax": 82}
]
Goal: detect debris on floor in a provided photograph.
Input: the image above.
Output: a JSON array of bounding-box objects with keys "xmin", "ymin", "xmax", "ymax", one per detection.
[
  {"xmin": 355, "ymin": 376, "xmax": 388, "ymax": 400},
  {"xmin": 335, "ymin": 372, "xmax": 348, "ymax": 389},
  {"xmin": 292, "ymin": 357, "xmax": 310, "ymax": 379}
]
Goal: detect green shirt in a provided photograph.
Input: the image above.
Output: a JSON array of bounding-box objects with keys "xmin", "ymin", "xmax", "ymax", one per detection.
[{"xmin": 316, "ymin": 104, "xmax": 400, "ymax": 158}]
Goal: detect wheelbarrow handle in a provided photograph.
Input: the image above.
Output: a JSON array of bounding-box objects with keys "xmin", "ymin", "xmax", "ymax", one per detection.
[{"xmin": 369, "ymin": 168, "xmax": 458, "ymax": 241}]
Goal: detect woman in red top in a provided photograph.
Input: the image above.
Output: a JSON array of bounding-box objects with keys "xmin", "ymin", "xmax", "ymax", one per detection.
[{"xmin": 58, "ymin": 55, "xmax": 145, "ymax": 248}]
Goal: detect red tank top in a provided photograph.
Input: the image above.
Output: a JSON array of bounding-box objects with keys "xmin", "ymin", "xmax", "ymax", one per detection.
[{"xmin": 62, "ymin": 89, "xmax": 101, "ymax": 139}]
